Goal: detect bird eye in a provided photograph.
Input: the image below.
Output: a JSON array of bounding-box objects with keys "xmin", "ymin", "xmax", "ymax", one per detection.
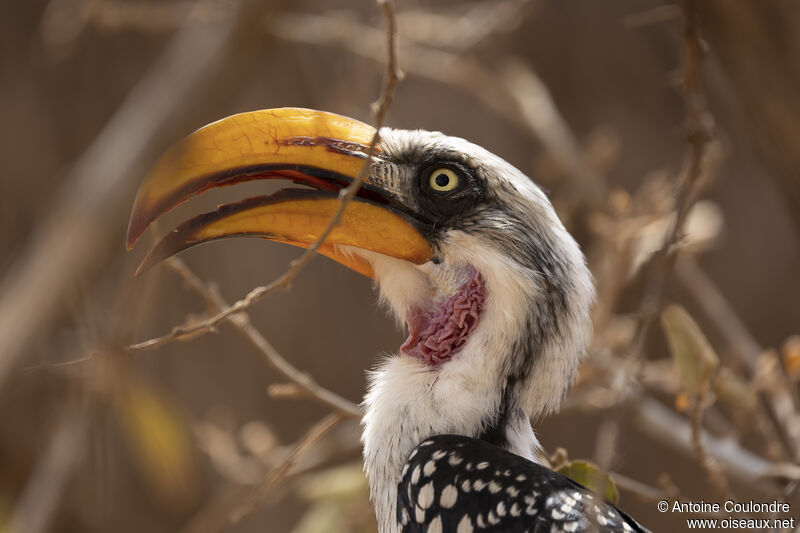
[{"xmin": 428, "ymin": 168, "xmax": 459, "ymax": 192}]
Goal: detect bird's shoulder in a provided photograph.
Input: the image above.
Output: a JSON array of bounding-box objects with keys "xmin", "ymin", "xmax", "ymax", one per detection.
[{"xmin": 396, "ymin": 434, "xmax": 648, "ymax": 533}]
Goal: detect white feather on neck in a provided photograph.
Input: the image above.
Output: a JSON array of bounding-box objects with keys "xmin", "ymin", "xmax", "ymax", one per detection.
[{"xmin": 350, "ymin": 235, "xmax": 549, "ymax": 532}]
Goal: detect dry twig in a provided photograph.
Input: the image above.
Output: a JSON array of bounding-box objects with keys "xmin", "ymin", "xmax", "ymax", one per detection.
[
  {"xmin": 634, "ymin": 396, "xmax": 799, "ymax": 491},
  {"xmin": 264, "ymin": 8, "xmax": 602, "ymax": 209},
  {"xmin": 230, "ymin": 412, "xmax": 344, "ymax": 523},
  {"xmin": 678, "ymin": 257, "xmax": 800, "ymax": 462},
  {"xmin": 689, "ymin": 392, "xmax": 732, "ymax": 499},
  {"xmin": 594, "ymin": 0, "xmax": 714, "ymax": 471},
  {"xmin": 164, "ymin": 257, "xmax": 361, "ymax": 418}
]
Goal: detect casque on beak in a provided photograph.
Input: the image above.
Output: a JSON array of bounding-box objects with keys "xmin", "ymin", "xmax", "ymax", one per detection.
[{"xmin": 126, "ymin": 108, "xmax": 432, "ymax": 277}]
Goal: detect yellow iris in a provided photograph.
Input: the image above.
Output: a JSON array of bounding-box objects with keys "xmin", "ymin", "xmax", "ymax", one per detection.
[{"xmin": 429, "ymin": 168, "xmax": 459, "ymax": 192}]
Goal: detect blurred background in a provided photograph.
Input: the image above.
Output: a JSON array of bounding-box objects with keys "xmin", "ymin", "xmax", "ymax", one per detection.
[{"xmin": 1, "ymin": 0, "xmax": 800, "ymax": 531}]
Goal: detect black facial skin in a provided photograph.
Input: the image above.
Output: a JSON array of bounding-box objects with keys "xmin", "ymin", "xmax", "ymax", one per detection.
[{"xmin": 414, "ymin": 161, "xmax": 486, "ymax": 227}]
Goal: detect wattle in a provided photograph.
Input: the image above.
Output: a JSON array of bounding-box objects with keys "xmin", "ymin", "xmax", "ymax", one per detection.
[{"xmin": 401, "ymin": 268, "xmax": 486, "ymax": 365}]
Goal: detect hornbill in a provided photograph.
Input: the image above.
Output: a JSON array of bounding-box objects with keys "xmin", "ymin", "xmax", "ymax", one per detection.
[{"xmin": 127, "ymin": 108, "xmax": 648, "ymax": 532}]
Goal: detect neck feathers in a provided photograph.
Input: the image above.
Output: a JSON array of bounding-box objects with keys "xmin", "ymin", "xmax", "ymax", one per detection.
[{"xmin": 361, "ymin": 355, "xmax": 542, "ymax": 532}]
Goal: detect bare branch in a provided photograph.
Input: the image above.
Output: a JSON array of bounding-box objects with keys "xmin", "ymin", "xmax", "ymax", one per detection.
[
  {"xmin": 230, "ymin": 413, "xmax": 343, "ymax": 523},
  {"xmin": 633, "ymin": 396, "xmax": 799, "ymax": 492},
  {"xmin": 164, "ymin": 258, "xmax": 361, "ymax": 418},
  {"xmin": 594, "ymin": 0, "xmax": 714, "ymax": 471},
  {"xmin": 689, "ymin": 392, "xmax": 733, "ymax": 499},
  {"xmin": 611, "ymin": 472, "xmax": 667, "ymax": 503},
  {"xmin": 502, "ymin": 58, "xmax": 606, "ymax": 208},
  {"xmin": 678, "ymin": 257, "xmax": 800, "ymax": 462},
  {"xmin": 632, "ymin": 0, "xmax": 714, "ymax": 374},
  {"xmin": 264, "ymin": 9, "xmax": 604, "ymax": 208}
]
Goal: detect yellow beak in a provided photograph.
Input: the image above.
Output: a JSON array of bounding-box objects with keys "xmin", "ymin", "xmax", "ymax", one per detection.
[{"xmin": 127, "ymin": 108, "xmax": 431, "ymax": 277}]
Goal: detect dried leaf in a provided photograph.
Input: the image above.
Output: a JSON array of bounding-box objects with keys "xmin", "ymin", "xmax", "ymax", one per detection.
[
  {"xmin": 556, "ymin": 460, "xmax": 619, "ymax": 505},
  {"xmin": 628, "ymin": 201, "xmax": 723, "ymax": 278},
  {"xmin": 293, "ymin": 462, "xmax": 376, "ymax": 533},
  {"xmin": 115, "ymin": 378, "xmax": 197, "ymax": 508},
  {"xmin": 660, "ymin": 304, "xmax": 719, "ymax": 395},
  {"xmin": 296, "ymin": 462, "xmax": 370, "ymax": 502},
  {"xmin": 781, "ymin": 335, "xmax": 800, "ymax": 381},
  {"xmin": 674, "ymin": 391, "xmax": 691, "ymax": 412},
  {"xmin": 713, "ymin": 368, "xmax": 758, "ymax": 413},
  {"xmin": 239, "ymin": 420, "xmax": 279, "ymax": 462}
]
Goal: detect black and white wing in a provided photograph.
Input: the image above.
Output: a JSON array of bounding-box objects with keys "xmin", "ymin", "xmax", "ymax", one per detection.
[{"xmin": 397, "ymin": 435, "xmax": 649, "ymax": 533}]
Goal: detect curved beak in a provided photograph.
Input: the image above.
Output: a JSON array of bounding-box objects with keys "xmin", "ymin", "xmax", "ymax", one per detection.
[{"xmin": 127, "ymin": 108, "xmax": 431, "ymax": 277}]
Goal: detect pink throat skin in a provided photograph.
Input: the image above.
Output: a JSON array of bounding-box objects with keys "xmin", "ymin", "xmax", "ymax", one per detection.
[{"xmin": 400, "ymin": 268, "xmax": 486, "ymax": 366}]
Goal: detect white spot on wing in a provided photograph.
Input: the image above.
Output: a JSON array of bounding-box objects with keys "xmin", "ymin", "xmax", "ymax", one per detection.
[
  {"xmin": 440, "ymin": 484, "xmax": 458, "ymax": 508},
  {"xmin": 448, "ymin": 453, "xmax": 463, "ymax": 466},
  {"xmin": 424, "ymin": 460, "xmax": 436, "ymax": 476},
  {"xmin": 456, "ymin": 515, "xmax": 473, "ymax": 533},
  {"xmin": 418, "ymin": 481, "xmax": 435, "ymax": 509},
  {"xmin": 412, "ymin": 465, "xmax": 421, "ymax": 484},
  {"xmin": 428, "ymin": 515, "xmax": 442, "ymax": 533}
]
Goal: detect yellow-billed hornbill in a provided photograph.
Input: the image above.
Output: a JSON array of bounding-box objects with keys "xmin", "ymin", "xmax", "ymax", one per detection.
[{"xmin": 127, "ymin": 108, "xmax": 648, "ymax": 533}]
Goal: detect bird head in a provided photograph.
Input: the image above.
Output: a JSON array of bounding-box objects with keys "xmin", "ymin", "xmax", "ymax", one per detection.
[{"xmin": 127, "ymin": 108, "xmax": 593, "ymax": 451}]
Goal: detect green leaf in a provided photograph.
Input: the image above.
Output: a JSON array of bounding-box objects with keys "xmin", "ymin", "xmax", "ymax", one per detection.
[
  {"xmin": 660, "ymin": 304, "xmax": 719, "ymax": 395},
  {"xmin": 713, "ymin": 368, "xmax": 757, "ymax": 413},
  {"xmin": 115, "ymin": 377, "xmax": 197, "ymax": 508},
  {"xmin": 556, "ymin": 460, "xmax": 619, "ymax": 505},
  {"xmin": 293, "ymin": 462, "xmax": 376, "ymax": 533}
]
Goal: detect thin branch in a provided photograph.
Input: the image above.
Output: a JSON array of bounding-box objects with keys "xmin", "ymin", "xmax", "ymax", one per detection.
[
  {"xmin": 631, "ymin": 0, "xmax": 713, "ymax": 377},
  {"xmin": 502, "ymin": 58, "xmax": 606, "ymax": 208},
  {"xmin": 633, "ymin": 395, "xmax": 799, "ymax": 492},
  {"xmin": 166, "ymin": 258, "xmax": 361, "ymax": 418},
  {"xmin": 128, "ymin": 0, "xmax": 403, "ymax": 352},
  {"xmin": 180, "ymin": 419, "xmax": 363, "ymax": 533},
  {"xmin": 264, "ymin": 9, "xmax": 604, "ymax": 209},
  {"xmin": 689, "ymin": 392, "xmax": 732, "ymax": 499},
  {"xmin": 230, "ymin": 413, "xmax": 343, "ymax": 523},
  {"xmin": 678, "ymin": 257, "xmax": 800, "ymax": 462},
  {"xmin": 611, "ymin": 472, "xmax": 666, "ymax": 503},
  {"xmin": 594, "ymin": 0, "xmax": 714, "ymax": 471}
]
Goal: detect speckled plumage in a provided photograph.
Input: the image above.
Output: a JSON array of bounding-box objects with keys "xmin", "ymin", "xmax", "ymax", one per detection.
[{"xmin": 397, "ymin": 435, "xmax": 648, "ymax": 533}]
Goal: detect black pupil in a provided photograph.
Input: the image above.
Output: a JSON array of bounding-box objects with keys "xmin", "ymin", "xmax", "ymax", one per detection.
[{"xmin": 434, "ymin": 173, "xmax": 450, "ymax": 188}]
